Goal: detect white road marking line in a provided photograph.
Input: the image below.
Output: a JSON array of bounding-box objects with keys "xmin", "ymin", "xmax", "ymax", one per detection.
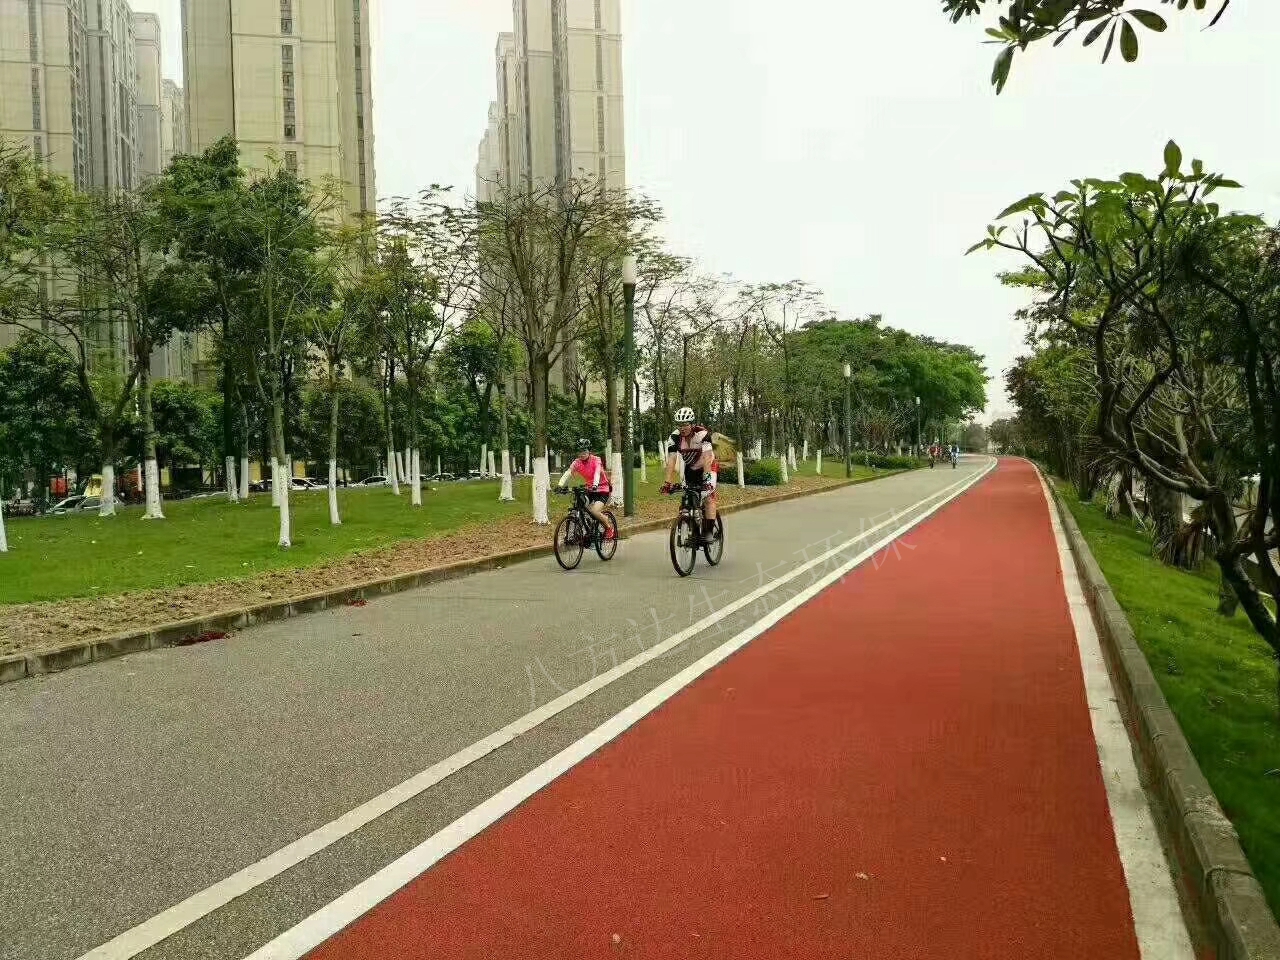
[
  {"xmin": 242, "ymin": 460, "xmax": 997, "ymax": 960},
  {"xmin": 77, "ymin": 464, "xmax": 993, "ymax": 960},
  {"xmin": 1036, "ymin": 471, "xmax": 1195, "ymax": 960}
]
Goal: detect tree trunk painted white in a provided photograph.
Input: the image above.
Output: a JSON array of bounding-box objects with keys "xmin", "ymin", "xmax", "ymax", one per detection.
[
  {"xmin": 609, "ymin": 451, "xmax": 624, "ymax": 507},
  {"xmin": 488, "ymin": 449, "xmax": 497, "ymax": 479},
  {"xmin": 99, "ymin": 464, "xmax": 117, "ymax": 517},
  {"xmin": 0, "ymin": 500, "xmax": 8, "ymax": 552},
  {"xmin": 780, "ymin": 454, "xmax": 790, "ymax": 484},
  {"xmin": 736, "ymin": 452, "xmax": 746, "ymax": 489},
  {"xmin": 277, "ymin": 461, "xmax": 292, "ymax": 548},
  {"xmin": 436, "ymin": 455, "xmax": 441, "ymax": 478},
  {"xmin": 480, "ymin": 444, "xmax": 489, "ymax": 478},
  {"xmin": 640, "ymin": 451, "xmax": 648, "ymax": 484},
  {"xmin": 239, "ymin": 457, "xmax": 250, "ymax": 500},
  {"xmin": 524, "ymin": 445, "xmax": 531, "ymax": 475},
  {"xmin": 410, "ymin": 449, "xmax": 422, "ymax": 507},
  {"xmin": 606, "ymin": 439, "xmax": 613, "ymax": 462},
  {"xmin": 387, "ymin": 444, "xmax": 401, "ymax": 496},
  {"xmin": 788, "ymin": 445, "xmax": 798, "ymax": 471},
  {"xmin": 271, "ymin": 459, "xmax": 282, "ymax": 506},
  {"xmin": 226, "ymin": 456, "xmax": 239, "ymax": 503},
  {"xmin": 328, "ymin": 459, "xmax": 341, "ymax": 526},
  {"xmin": 802, "ymin": 439, "xmax": 809, "ymax": 461},
  {"xmin": 816, "ymin": 450, "xmax": 823, "ymax": 475},
  {"xmin": 533, "ymin": 455, "xmax": 551, "ymax": 524},
  {"xmin": 143, "ymin": 457, "xmax": 164, "ymax": 520},
  {"xmin": 500, "ymin": 449, "xmax": 515, "ymax": 501}
]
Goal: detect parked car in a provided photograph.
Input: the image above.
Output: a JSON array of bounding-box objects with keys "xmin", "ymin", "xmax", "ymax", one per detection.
[
  {"xmin": 428, "ymin": 473, "xmax": 456, "ymax": 483},
  {"xmin": 49, "ymin": 495, "xmax": 87, "ymax": 515},
  {"xmin": 356, "ymin": 476, "xmax": 389, "ymax": 487}
]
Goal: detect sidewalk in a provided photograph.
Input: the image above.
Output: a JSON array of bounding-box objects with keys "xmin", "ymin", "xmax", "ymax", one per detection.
[{"xmin": 291, "ymin": 460, "xmax": 1176, "ymax": 958}]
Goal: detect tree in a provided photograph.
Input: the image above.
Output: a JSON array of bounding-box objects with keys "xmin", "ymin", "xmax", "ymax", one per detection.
[
  {"xmin": 477, "ymin": 178, "xmax": 632, "ymax": 523},
  {"xmin": 152, "ymin": 138, "xmax": 252, "ymax": 502},
  {"xmin": 235, "ymin": 167, "xmax": 341, "ymax": 546},
  {"xmin": 944, "ymin": 0, "xmax": 1232, "ymax": 92},
  {"xmin": 149, "ymin": 380, "xmax": 218, "ymax": 480},
  {"xmin": 299, "ymin": 379, "xmax": 383, "ymax": 479},
  {"xmin": 0, "ymin": 332, "xmax": 93, "ymax": 505},
  {"xmin": 976, "ymin": 144, "xmax": 1280, "ymax": 706},
  {"xmin": 80, "ymin": 185, "xmax": 214, "ymax": 519},
  {"xmin": 375, "ymin": 189, "xmax": 476, "ymax": 506}
]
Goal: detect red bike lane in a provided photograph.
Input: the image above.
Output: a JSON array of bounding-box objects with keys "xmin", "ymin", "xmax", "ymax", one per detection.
[{"xmin": 306, "ymin": 459, "xmax": 1142, "ymax": 959}]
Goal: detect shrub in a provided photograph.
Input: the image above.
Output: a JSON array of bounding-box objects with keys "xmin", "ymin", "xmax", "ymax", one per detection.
[
  {"xmin": 744, "ymin": 460, "xmax": 783, "ymax": 486},
  {"xmin": 854, "ymin": 451, "xmax": 925, "ymax": 471}
]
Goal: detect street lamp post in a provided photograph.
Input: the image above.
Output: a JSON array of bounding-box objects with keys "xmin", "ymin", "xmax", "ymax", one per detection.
[
  {"xmin": 915, "ymin": 396, "xmax": 921, "ymax": 455},
  {"xmin": 843, "ymin": 363, "xmax": 852, "ymax": 479},
  {"xmin": 622, "ymin": 256, "xmax": 638, "ymax": 518}
]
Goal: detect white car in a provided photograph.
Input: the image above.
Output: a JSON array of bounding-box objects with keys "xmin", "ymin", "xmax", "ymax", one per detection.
[{"xmin": 356, "ymin": 476, "xmax": 389, "ymax": 487}]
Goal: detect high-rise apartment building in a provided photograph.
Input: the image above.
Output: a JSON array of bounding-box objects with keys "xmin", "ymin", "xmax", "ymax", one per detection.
[
  {"xmin": 181, "ymin": 0, "xmax": 377, "ymax": 218},
  {"xmin": 83, "ymin": 0, "xmax": 139, "ymax": 191},
  {"xmin": 132, "ymin": 10, "xmax": 162, "ymax": 178},
  {"xmin": 160, "ymin": 78, "xmax": 187, "ymax": 166},
  {"xmin": 476, "ymin": 0, "xmax": 625, "ymax": 197},
  {"xmin": 1, "ymin": 0, "xmax": 91, "ymax": 187}
]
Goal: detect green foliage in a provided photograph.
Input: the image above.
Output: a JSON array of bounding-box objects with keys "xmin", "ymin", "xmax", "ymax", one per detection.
[
  {"xmin": 943, "ymin": 0, "xmax": 1231, "ymax": 92},
  {"xmin": 0, "ymin": 333, "xmax": 96, "ymax": 495},
  {"xmin": 740, "ymin": 460, "xmax": 783, "ymax": 486},
  {"xmin": 298, "ymin": 379, "xmax": 384, "ymax": 475},
  {"xmin": 149, "ymin": 380, "xmax": 219, "ymax": 470}
]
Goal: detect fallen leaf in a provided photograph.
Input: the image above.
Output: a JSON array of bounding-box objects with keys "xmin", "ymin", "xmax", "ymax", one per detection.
[
  {"xmin": 855, "ymin": 872, "xmax": 869, "ymax": 880},
  {"xmin": 813, "ymin": 893, "xmax": 830, "ymax": 900}
]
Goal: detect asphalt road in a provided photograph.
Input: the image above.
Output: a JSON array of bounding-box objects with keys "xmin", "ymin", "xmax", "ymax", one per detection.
[{"xmin": 0, "ymin": 461, "xmax": 987, "ymax": 960}]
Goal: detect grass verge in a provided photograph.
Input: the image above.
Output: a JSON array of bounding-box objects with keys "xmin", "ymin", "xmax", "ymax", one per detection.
[
  {"xmin": 0, "ymin": 459, "xmax": 878, "ymax": 605},
  {"xmin": 1061, "ymin": 486, "xmax": 1280, "ymax": 913}
]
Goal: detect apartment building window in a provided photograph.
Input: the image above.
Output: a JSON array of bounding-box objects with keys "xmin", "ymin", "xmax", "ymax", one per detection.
[
  {"xmin": 284, "ymin": 151, "xmax": 298, "ymax": 175},
  {"xmin": 33, "ymin": 136, "xmax": 44, "ymax": 162},
  {"xmin": 283, "ymin": 96, "xmax": 296, "ymax": 141},
  {"xmin": 595, "ymin": 36, "xmax": 604, "ymax": 90},
  {"xmin": 596, "ymin": 97, "xmax": 606, "ymax": 152},
  {"xmin": 280, "ymin": 0, "xmax": 293, "ymax": 35},
  {"xmin": 594, "ymin": 0, "xmax": 602, "ymax": 29},
  {"xmin": 31, "ymin": 69, "xmax": 42, "ymax": 130},
  {"xmin": 598, "ymin": 157, "xmax": 606, "ymax": 182}
]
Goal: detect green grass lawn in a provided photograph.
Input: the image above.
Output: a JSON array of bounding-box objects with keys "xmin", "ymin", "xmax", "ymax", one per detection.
[
  {"xmin": 1063, "ymin": 487, "xmax": 1280, "ymax": 912},
  {"xmin": 0, "ymin": 459, "xmax": 876, "ymax": 605}
]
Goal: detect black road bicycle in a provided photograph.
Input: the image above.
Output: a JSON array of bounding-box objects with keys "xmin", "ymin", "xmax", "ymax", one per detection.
[
  {"xmin": 553, "ymin": 487, "xmax": 619, "ymax": 570},
  {"xmin": 665, "ymin": 484, "xmax": 724, "ymax": 577}
]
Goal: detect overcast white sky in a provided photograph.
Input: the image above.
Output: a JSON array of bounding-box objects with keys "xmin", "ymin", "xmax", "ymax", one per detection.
[{"xmin": 131, "ymin": 1, "xmax": 1280, "ymax": 419}]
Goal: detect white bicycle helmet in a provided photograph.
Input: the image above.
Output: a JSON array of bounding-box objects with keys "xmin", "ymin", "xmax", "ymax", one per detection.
[{"xmin": 674, "ymin": 407, "xmax": 696, "ymax": 425}]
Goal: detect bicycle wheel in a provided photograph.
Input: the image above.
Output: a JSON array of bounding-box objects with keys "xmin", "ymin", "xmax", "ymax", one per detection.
[
  {"xmin": 703, "ymin": 516, "xmax": 725, "ymax": 566},
  {"xmin": 554, "ymin": 514, "xmax": 585, "ymax": 571},
  {"xmin": 595, "ymin": 511, "xmax": 619, "ymax": 561},
  {"xmin": 669, "ymin": 514, "xmax": 698, "ymax": 577}
]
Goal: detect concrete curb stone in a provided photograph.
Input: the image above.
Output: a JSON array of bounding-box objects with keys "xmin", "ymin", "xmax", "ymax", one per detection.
[
  {"xmin": 1044, "ymin": 474, "xmax": 1280, "ymax": 960},
  {"xmin": 0, "ymin": 470, "xmax": 900, "ymax": 688}
]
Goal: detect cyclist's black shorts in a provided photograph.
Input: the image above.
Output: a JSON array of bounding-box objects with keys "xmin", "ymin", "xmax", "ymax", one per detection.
[{"xmin": 587, "ymin": 491, "xmax": 610, "ymax": 505}]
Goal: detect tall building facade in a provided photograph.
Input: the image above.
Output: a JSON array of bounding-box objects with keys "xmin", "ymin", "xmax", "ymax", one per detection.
[
  {"xmin": 160, "ymin": 77, "xmax": 187, "ymax": 166},
  {"xmin": 1, "ymin": 0, "xmax": 91, "ymax": 187},
  {"xmin": 181, "ymin": 0, "xmax": 377, "ymax": 218},
  {"xmin": 476, "ymin": 0, "xmax": 625, "ymax": 197},
  {"xmin": 83, "ymin": 0, "xmax": 139, "ymax": 191},
  {"xmin": 131, "ymin": 10, "xmax": 162, "ymax": 178}
]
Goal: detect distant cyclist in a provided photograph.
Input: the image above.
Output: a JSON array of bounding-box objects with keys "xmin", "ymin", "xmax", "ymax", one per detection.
[
  {"xmin": 556, "ymin": 439, "xmax": 615, "ymax": 541},
  {"xmin": 662, "ymin": 407, "xmax": 719, "ymax": 541}
]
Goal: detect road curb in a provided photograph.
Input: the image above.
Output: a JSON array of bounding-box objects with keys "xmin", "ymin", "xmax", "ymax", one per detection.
[
  {"xmin": 1044, "ymin": 475, "xmax": 1280, "ymax": 960},
  {"xmin": 0, "ymin": 469, "xmax": 906, "ymax": 688}
]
